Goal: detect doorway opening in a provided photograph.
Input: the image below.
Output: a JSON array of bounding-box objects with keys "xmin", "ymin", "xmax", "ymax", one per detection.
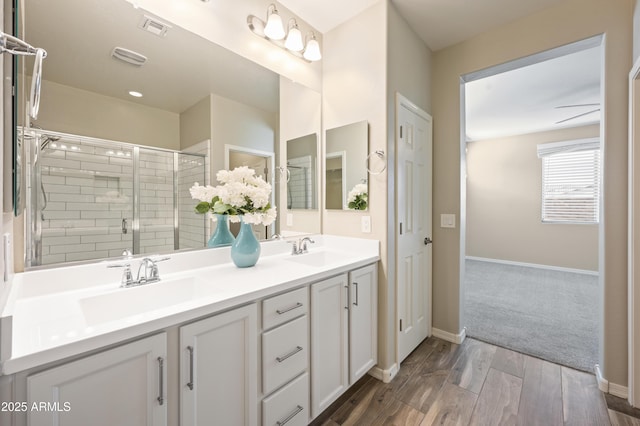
[
  {"xmin": 225, "ymin": 144, "xmax": 275, "ymax": 240},
  {"xmin": 460, "ymin": 36, "xmax": 603, "ymax": 372}
]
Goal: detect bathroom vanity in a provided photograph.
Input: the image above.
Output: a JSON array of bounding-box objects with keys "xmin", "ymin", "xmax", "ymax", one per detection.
[{"xmin": 0, "ymin": 235, "xmax": 379, "ymax": 426}]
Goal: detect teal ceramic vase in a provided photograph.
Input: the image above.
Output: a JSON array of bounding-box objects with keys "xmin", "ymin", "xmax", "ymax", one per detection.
[
  {"xmin": 207, "ymin": 214, "xmax": 235, "ymax": 248},
  {"xmin": 230, "ymin": 217, "xmax": 261, "ymax": 268}
]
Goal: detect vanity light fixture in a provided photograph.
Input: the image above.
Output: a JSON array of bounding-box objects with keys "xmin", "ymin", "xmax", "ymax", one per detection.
[
  {"xmin": 303, "ymin": 32, "xmax": 321, "ymax": 62},
  {"xmin": 247, "ymin": 5, "xmax": 322, "ymax": 62},
  {"xmin": 284, "ymin": 19, "xmax": 303, "ymax": 52},
  {"xmin": 263, "ymin": 4, "xmax": 285, "ymax": 40}
]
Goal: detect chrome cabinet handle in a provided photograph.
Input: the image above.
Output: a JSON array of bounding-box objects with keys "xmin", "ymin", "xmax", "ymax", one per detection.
[
  {"xmin": 353, "ymin": 282, "xmax": 359, "ymax": 306},
  {"xmin": 344, "ymin": 285, "xmax": 349, "ymax": 310},
  {"xmin": 122, "ymin": 218, "xmax": 128, "ymax": 234},
  {"xmin": 277, "ymin": 405, "xmax": 303, "ymax": 426},
  {"xmin": 276, "ymin": 346, "xmax": 303, "ymax": 363},
  {"xmin": 157, "ymin": 357, "xmax": 164, "ymax": 405},
  {"xmin": 187, "ymin": 346, "xmax": 194, "ymax": 391},
  {"xmin": 276, "ymin": 302, "xmax": 303, "ymax": 315}
]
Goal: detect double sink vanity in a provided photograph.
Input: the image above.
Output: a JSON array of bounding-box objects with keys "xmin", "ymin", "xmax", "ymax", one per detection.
[{"xmin": 0, "ymin": 235, "xmax": 379, "ymax": 426}]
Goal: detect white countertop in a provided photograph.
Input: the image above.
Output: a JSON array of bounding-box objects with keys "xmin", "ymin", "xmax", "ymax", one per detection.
[{"xmin": 0, "ymin": 235, "xmax": 379, "ymax": 375}]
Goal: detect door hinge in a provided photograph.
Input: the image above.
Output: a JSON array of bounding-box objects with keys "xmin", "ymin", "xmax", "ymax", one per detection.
[
  {"xmin": 399, "ymin": 319, "xmax": 403, "ymax": 332},
  {"xmin": 400, "ymin": 125, "xmax": 403, "ymax": 138},
  {"xmin": 399, "ymin": 222, "xmax": 403, "ymax": 235}
]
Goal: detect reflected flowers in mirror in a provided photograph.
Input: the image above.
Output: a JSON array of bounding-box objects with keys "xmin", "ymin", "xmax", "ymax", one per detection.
[{"xmin": 347, "ymin": 183, "xmax": 368, "ymax": 210}]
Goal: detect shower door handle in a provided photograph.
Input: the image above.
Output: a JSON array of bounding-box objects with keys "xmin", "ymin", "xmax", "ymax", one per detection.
[{"xmin": 122, "ymin": 218, "xmax": 128, "ymax": 234}]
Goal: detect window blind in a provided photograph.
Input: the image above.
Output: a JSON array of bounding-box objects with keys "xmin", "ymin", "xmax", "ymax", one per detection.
[{"xmin": 539, "ymin": 139, "xmax": 600, "ymax": 224}]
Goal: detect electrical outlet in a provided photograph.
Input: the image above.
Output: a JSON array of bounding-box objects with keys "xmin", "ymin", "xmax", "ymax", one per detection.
[
  {"xmin": 361, "ymin": 216, "xmax": 371, "ymax": 233},
  {"xmin": 440, "ymin": 214, "xmax": 456, "ymax": 228},
  {"xmin": 286, "ymin": 213, "xmax": 293, "ymax": 227}
]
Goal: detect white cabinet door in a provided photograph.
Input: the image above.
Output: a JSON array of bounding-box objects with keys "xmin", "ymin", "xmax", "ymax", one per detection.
[
  {"xmin": 349, "ymin": 264, "xmax": 378, "ymax": 384},
  {"xmin": 180, "ymin": 304, "xmax": 257, "ymax": 426},
  {"xmin": 310, "ymin": 274, "xmax": 349, "ymax": 418},
  {"xmin": 28, "ymin": 333, "xmax": 167, "ymax": 426}
]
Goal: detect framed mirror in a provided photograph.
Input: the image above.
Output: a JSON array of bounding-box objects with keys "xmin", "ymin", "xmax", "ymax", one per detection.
[
  {"xmin": 286, "ymin": 134, "xmax": 318, "ymax": 210},
  {"xmin": 15, "ymin": 0, "xmax": 321, "ymax": 268},
  {"xmin": 325, "ymin": 121, "xmax": 368, "ymax": 210}
]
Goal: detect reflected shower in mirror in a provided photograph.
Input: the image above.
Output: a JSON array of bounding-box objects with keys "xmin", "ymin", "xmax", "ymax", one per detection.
[
  {"xmin": 286, "ymin": 134, "xmax": 317, "ymax": 210},
  {"xmin": 325, "ymin": 121, "xmax": 368, "ymax": 210}
]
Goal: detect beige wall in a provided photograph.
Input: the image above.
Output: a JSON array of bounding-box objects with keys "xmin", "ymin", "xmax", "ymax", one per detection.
[
  {"xmin": 433, "ymin": 0, "xmax": 632, "ymax": 385},
  {"xmin": 386, "ymin": 1, "xmax": 433, "ymax": 369},
  {"xmin": 33, "ymin": 79, "xmax": 180, "ymax": 149},
  {"xmin": 180, "ymin": 96, "xmax": 211, "ymax": 150},
  {"xmin": 210, "ymin": 94, "xmax": 277, "ymax": 183},
  {"xmin": 466, "ymin": 125, "xmax": 599, "ymax": 271},
  {"xmin": 322, "ymin": 1, "xmax": 390, "ymax": 366}
]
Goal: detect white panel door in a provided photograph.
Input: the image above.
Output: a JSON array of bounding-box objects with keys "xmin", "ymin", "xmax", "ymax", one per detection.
[
  {"xmin": 349, "ymin": 264, "xmax": 378, "ymax": 384},
  {"xmin": 180, "ymin": 304, "xmax": 258, "ymax": 426},
  {"xmin": 28, "ymin": 333, "xmax": 167, "ymax": 426},
  {"xmin": 310, "ymin": 274, "xmax": 349, "ymax": 418},
  {"xmin": 397, "ymin": 93, "xmax": 433, "ymax": 363}
]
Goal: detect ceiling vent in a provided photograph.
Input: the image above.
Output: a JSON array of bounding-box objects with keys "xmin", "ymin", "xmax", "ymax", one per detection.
[
  {"xmin": 139, "ymin": 15, "xmax": 171, "ymax": 37},
  {"xmin": 111, "ymin": 47, "xmax": 147, "ymax": 66}
]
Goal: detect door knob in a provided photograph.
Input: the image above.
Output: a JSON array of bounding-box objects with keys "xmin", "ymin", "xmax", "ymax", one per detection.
[{"xmin": 424, "ymin": 237, "xmax": 433, "ymax": 245}]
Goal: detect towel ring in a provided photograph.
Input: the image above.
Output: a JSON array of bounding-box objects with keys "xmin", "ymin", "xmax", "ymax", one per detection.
[{"xmin": 366, "ymin": 150, "xmax": 386, "ymax": 175}]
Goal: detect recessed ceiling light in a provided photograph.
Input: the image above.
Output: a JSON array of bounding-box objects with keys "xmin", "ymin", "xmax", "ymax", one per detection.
[{"xmin": 129, "ymin": 91, "xmax": 143, "ymax": 98}]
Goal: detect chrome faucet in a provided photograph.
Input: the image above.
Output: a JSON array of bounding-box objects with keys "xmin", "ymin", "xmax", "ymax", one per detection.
[
  {"xmin": 289, "ymin": 237, "xmax": 315, "ymax": 255},
  {"xmin": 109, "ymin": 256, "xmax": 170, "ymax": 287}
]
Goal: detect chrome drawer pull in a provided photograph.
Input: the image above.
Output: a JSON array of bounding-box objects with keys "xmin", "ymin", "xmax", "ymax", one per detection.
[
  {"xmin": 277, "ymin": 405, "xmax": 303, "ymax": 426},
  {"xmin": 186, "ymin": 346, "xmax": 194, "ymax": 391},
  {"xmin": 157, "ymin": 357, "xmax": 164, "ymax": 406},
  {"xmin": 276, "ymin": 302, "xmax": 303, "ymax": 315},
  {"xmin": 276, "ymin": 346, "xmax": 303, "ymax": 363}
]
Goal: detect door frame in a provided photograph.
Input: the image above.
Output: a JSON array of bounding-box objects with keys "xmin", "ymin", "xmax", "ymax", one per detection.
[{"xmin": 628, "ymin": 55, "xmax": 640, "ymax": 408}]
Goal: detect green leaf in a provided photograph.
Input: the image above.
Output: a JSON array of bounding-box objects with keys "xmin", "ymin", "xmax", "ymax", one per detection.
[{"xmin": 195, "ymin": 202, "xmax": 210, "ymax": 214}]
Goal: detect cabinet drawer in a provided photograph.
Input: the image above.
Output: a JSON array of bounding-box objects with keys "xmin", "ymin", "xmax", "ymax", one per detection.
[
  {"xmin": 263, "ymin": 287, "xmax": 308, "ymax": 330},
  {"xmin": 262, "ymin": 315, "xmax": 308, "ymax": 394},
  {"xmin": 263, "ymin": 373, "xmax": 309, "ymax": 426}
]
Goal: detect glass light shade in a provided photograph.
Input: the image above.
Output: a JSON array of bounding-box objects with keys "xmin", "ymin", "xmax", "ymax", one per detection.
[
  {"xmin": 303, "ymin": 38, "xmax": 322, "ymax": 61},
  {"xmin": 285, "ymin": 27, "xmax": 304, "ymax": 52},
  {"xmin": 264, "ymin": 10, "xmax": 285, "ymax": 40}
]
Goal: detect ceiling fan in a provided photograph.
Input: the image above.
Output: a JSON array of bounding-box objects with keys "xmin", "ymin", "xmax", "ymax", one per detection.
[{"xmin": 554, "ymin": 103, "xmax": 601, "ymax": 124}]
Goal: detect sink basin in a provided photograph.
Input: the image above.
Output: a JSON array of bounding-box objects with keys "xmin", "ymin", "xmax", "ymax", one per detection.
[
  {"xmin": 80, "ymin": 276, "xmax": 211, "ymax": 325},
  {"xmin": 285, "ymin": 251, "xmax": 349, "ymax": 267}
]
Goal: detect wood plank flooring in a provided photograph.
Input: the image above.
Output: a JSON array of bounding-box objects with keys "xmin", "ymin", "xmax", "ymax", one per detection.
[{"xmin": 312, "ymin": 337, "xmax": 640, "ymax": 426}]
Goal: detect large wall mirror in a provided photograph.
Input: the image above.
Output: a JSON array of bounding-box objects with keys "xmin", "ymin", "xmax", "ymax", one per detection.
[
  {"xmin": 16, "ymin": 0, "xmax": 321, "ymax": 268},
  {"xmin": 325, "ymin": 121, "xmax": 369, "ymax": 210},
  {"xmin": 286, "ymin": 134, "xmax": 317, "ymax": 210}
]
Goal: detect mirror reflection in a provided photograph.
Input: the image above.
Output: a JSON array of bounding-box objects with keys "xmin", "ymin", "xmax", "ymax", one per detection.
[
  {"xmin": 17, "ymin": 0, "xmax": 320, "ymax": 268},
  {"xmin": 325, "ymin": 121, "xmax": 369, "ymax": 210},
  {"xmin": 286, "ymin": 134, "xmax": 317, "ymax": 210}
]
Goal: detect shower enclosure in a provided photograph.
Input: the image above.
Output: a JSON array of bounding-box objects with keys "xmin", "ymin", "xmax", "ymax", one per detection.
[{"xmin": 23, "ymin": 129, "xmax": 208, "ymax": 267}]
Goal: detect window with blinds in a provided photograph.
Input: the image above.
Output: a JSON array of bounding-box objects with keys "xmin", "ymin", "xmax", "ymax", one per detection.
[{"xmin": 538, "ymin": 139, "xmax": 601, "ymax": 224}]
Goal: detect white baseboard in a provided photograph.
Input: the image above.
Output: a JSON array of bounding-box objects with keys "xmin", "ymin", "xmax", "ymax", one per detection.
[
  {"xmin": 465, "ymin": 256, "xmax": 598, "ymax": 276},
  {"xmin": 432, "ymin": 327, "xmax": 466, "ymax": 344},
  {"xmin": 610, "ymin": 382, "xmax": 629, "ymax": 399},
  {"xmin": 594, "ymin": 364, "xmax": 608, "ymax": 392},
  {"xmin": 369, "ymin": 363, "xmax": 398, "ymax": 384},
  {"xmin": 594, "ymin": 364, "xmax": 628, "ymax": 398}
]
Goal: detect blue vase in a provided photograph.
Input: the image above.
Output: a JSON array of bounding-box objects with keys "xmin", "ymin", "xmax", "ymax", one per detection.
[
  {"xmin": 230, "ymin": 217, "xmax": 261, "ymax": 268},
  {"xmin": 207, "ymin": 214, "xmax": 235, "ymax": 248}
]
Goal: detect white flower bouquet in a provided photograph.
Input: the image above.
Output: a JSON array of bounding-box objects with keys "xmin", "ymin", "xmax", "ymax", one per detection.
[
  {"xmin": 347, "ymin": 183, "xmax": 368, "ymax": 210},
  {"xmin": 190, "ymin": 166, "xmax": 277, "ymax": 225}
]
